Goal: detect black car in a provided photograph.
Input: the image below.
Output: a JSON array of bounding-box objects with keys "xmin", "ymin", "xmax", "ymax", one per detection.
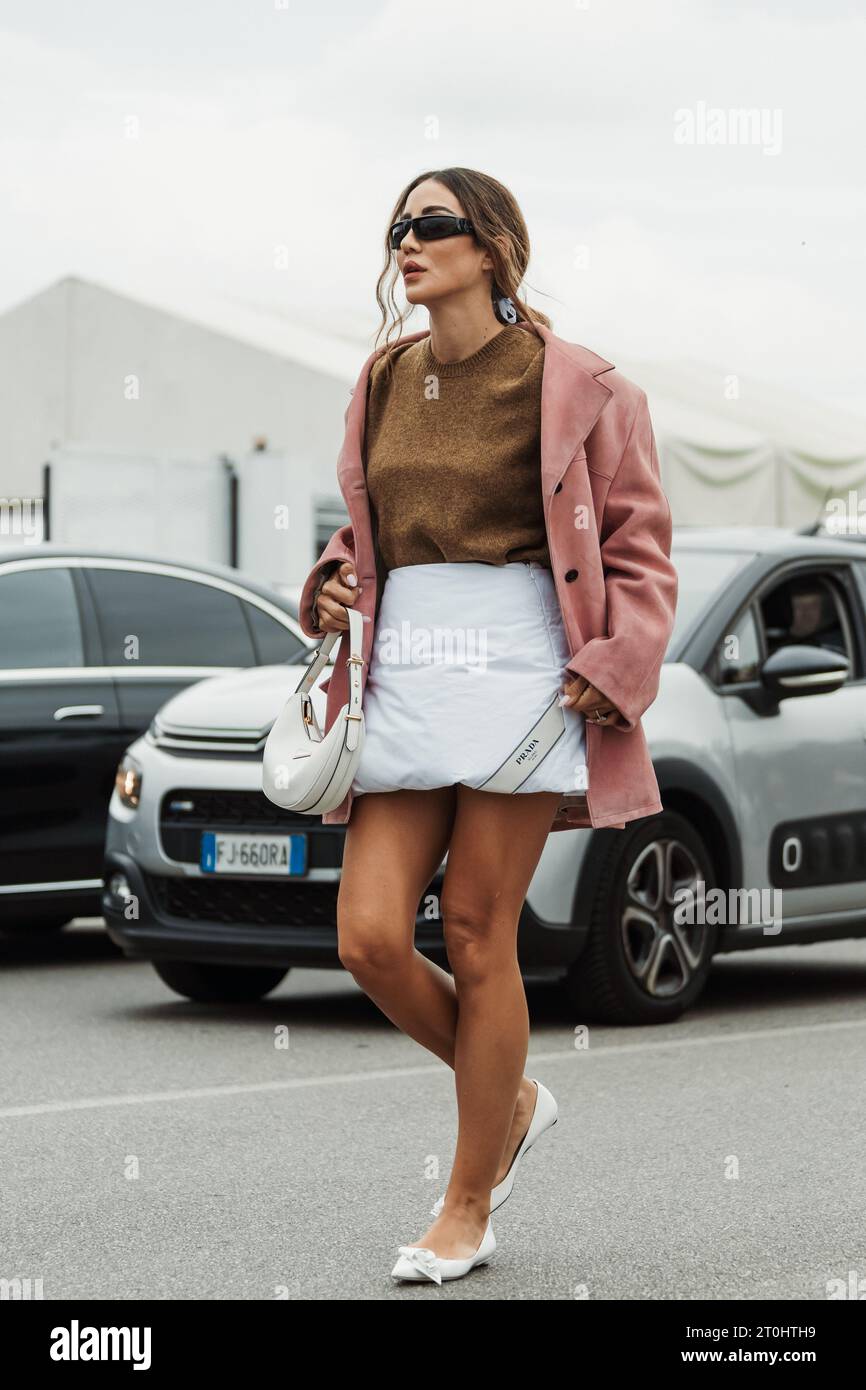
[{"xmin": 0, "ymin": 546, "xmax": 311, "ymax": 929}]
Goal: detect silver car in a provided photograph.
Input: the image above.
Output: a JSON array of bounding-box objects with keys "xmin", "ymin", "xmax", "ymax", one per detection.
[{"xmin": 103, "ymin": 527, "xmax": 866, "ymax": 1023}]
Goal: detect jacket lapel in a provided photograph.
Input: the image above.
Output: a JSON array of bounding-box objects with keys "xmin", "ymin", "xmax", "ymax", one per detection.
[{"xmin": 532, "ymin": 323, "xmax": 616, "ymax": 497}]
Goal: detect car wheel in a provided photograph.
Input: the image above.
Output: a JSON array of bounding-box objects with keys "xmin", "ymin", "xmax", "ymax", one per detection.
[
  {"xmin": 564, "ymin": 811, "xmax": 719, "ymax": 1025},
  {"xmin": 152, "ymin": 960, "xmax": 289, "ymax": 1003}
]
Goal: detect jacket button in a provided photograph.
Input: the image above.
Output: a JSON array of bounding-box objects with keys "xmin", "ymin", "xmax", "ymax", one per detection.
[
  {"xmin": 565, "ymin": 569, "xmax": 579, "ymax": 582},
  {"xmin": 554, "ymin": 482, "xmax": 563, "ymax": 494}
]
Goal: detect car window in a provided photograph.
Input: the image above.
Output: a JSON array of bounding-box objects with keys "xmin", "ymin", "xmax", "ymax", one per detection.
[
  {"xmin": 708, "ymin": 606, "xmax": 763, "ymax": 686},
  {"xmin": 86, "ymin": 568, "xmax": 256, "ymax": 667},
  {"xmin": 243, "ymin": 602, "xmax": 307, "ymax": 664},
  {"xmin": 667, "ymin": 547, "xmax": 755, "ymax": 652},
  {"xmin": 758, "ymin": 571, "xmax": 854, "ymax": 671},
  {"xmin": 0, "ymin": 567, "xmax": 84, "ymax": 669}
]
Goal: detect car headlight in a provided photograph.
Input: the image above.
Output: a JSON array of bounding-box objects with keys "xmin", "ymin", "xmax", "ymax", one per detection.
[{"xmin": 115, "ymin": 754, "xmax": 142, "ymax": 809}]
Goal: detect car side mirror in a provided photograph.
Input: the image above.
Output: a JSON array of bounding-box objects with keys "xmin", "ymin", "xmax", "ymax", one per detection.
[{"xmin": 760, "ymin": 643, "xmax": 849, "ymax": 701}]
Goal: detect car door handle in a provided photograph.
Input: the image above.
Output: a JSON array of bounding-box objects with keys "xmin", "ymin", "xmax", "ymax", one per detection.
[{"xmin": 53, "ymin": 704, "xmax": 105, "ymax": 721}]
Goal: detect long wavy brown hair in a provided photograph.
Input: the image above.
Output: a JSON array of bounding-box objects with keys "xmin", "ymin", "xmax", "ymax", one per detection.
[{"xmin": 373, "ymin": 167, "xmax": 552, "ymax": 380}]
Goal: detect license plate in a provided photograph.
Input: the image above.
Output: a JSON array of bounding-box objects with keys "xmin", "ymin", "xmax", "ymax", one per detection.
[{"xmin": 200, "ymin": 831, "xmax": 308, "ymax": 876}]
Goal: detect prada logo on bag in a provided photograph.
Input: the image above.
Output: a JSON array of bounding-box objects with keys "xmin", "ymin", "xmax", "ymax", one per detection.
[{"xmin": 516, "ymin": 739, "xmax": 540, "ymax": 764}]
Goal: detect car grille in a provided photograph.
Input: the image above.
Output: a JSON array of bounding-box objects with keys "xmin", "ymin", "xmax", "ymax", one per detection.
[
  {"xmin": 146, "ymin": 874, "xmax": 340, "ymax": 927},
  {"xmin": 145, "ymin": 873, "xmax": 444, "ymax": 931},
  {"xmin": 159, "ymin": 788, "xmax": 343, "ymax": 868}
]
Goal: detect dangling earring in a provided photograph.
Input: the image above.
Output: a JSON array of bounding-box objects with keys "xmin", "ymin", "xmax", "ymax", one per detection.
[{"xmin": 492, "ymin": 282, "xmax": 519, "ymax": 324}]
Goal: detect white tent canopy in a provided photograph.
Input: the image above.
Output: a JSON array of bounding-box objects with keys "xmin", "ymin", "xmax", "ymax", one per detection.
[
  {"xmin": 2, "ymin": 276, "xmax": 863, "ymax": 534},
  {"xmin": 103, "ymin": 285, "xmax": 865, "ymax": 531},
  {"xmin": 618, "ymin": 357, "xmax": 866, "ymax": 531}
]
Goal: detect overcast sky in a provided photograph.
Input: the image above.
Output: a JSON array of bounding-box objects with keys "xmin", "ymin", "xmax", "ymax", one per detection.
[{"xmin": 1, "ymin": 0, "xmax": 864, "ymax": 413}]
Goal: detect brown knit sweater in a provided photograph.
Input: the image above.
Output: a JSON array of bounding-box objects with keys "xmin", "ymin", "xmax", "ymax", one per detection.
[{"xmin": 363, "ymin": 324, "xmax": 550, "ymax": 574}]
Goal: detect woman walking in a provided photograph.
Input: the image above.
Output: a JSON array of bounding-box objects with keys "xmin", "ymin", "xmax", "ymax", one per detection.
[{"xmin": 299, "ymin": 168, "xmax": 678, "ymax": 1284}]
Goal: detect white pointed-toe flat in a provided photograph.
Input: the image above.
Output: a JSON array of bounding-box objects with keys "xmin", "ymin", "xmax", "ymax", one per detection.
[
  {"xmin": 391, "ymin": 1218, "xmax": 495, "ymax": 1285},
  {"xmin": 430, "ymin": 1078, "xmax": 558, "ymax": 1218}
]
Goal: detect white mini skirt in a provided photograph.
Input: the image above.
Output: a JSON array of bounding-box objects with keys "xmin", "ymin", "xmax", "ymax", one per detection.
[{"xmin": 350, "ymin": 560, "xmax": 588, "ymax": 798}]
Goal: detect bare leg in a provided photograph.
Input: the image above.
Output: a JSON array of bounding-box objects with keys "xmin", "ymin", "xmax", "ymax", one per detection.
[
  {"xmin": 336, "ymin": 786, "xmax": 460, "ymax": 1063},
  {"xmin": 404, "ymin": 785, "xmax": 561, "ymax": 1258},
  {"xmin": 337, "ymin": 787, "xmax": 548, "ymax": 1199}
]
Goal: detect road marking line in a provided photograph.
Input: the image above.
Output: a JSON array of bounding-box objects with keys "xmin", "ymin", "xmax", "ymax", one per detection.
[{"xmin": 1, "ymin": 1015, "xmax": 864, "ymax": 1120}]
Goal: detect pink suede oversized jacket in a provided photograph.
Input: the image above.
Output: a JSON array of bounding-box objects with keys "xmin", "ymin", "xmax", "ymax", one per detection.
[{"xmin": 297, "ymin": 321, "xmax": 678, "ymax": 833}]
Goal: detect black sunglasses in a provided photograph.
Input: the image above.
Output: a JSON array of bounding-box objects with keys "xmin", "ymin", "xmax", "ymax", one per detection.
[{"xmin": 389, "ymin": 214, "xmax": 475, "ymax": 251}]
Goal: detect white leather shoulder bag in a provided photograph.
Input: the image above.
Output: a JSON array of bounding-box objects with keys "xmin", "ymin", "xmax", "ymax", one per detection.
[{"xmin": 261, "ymin": 606, "xmax": 365, "ymax": 815}]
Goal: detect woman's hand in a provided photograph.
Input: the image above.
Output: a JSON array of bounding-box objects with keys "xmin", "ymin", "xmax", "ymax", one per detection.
[
  {"xmin": 312, "ymin": 560, "xmax": 363, "ymax": 634},
  {"xmin": 560, "ymin": 675, "xmax": 622, "ymax": 726}
]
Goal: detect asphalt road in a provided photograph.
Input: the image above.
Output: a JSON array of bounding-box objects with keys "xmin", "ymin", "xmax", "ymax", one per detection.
[{"xmin": 2, "ymin": 918, "xmax": 866, "ymax": 1301}]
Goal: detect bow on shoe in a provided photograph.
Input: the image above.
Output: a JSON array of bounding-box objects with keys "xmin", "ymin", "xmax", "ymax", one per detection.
[{"xmin": 396, "ymin": 1245, "xmax": 443, "ymax": 1285}]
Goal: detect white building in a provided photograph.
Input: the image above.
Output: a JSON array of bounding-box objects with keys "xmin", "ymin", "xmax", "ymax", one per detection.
[{"xmin": 0, "ymin": 275, "xmax": 363, "ymax": 586}]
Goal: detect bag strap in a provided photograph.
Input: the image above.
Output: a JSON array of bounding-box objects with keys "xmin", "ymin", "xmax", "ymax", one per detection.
[{"xmin": 294, "ymin": 606, "xmax": 365, "ymax": 711}]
